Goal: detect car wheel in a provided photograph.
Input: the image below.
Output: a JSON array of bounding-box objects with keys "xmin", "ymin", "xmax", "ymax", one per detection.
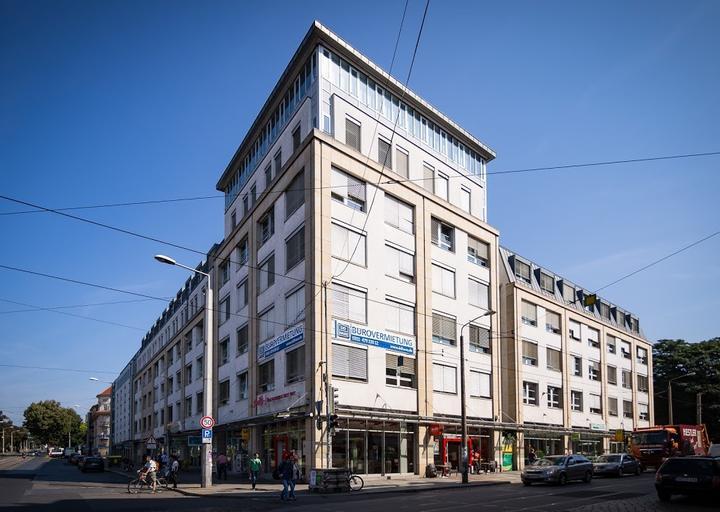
[
  {"xmin": 617, "ymin": 467, "xmax": 623, "ymax": 478},
  {"xmin": 657, "ymin": 490, "xmax": 671, "ymax": 502},
  {"xmin": 583, "ymin": 471, "xmax": 592, "ymax": 483},
  {"xmin": 635, "ymin": 466, "xmax": 641, "ymax": 476},
  {"xmin": 558, "ymin": 473, "xmax": 567, "ymax": 486}
]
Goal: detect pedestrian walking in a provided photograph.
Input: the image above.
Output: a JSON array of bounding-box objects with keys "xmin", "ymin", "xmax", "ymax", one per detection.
[
  {"xmin": 167, "ymin": 455, "xmax": 180, "ymax": 489},
  {"xmin": 249, "ymin": 452, "xmax": 262, "ymax": 490},
  {"xmin": 528, "ymin": 446, "xmax": 537, "ymax": 465},
  {"xmin": 216, "ymin": 452, "xmax": 228, "ymax": 480},
  {"xmin": 280, "ymin": 455, "xmax": 300, "ymax": 501}
]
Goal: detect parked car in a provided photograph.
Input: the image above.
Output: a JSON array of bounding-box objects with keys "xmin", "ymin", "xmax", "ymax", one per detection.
[
  {"xmin": 521, "ymin": 455, "xmax": 593, "ymax": 486},
  {"xmin": 80, "ymin": 456, "xmax": 104, "ymax": 473},
  {"xmin": 655, "ymin": 456, "xmax": 720, "ymax": 501},
  {"xmin": 48, "ymin": 448, "xmax": 64, "ymax": 458},
  {"xmin": 593, "ymin": 453, "xmax": 642, "ymax": 477},
  {"xmin": 76, "ymin": 456, "xmax": 87, "ymax": 469},
  {"xmin": 69, "ymin": 453, "xmax": 81, "ymax": 465}
]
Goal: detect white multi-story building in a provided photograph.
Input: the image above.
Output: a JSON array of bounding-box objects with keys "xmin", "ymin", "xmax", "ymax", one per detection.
[
  {"xmin": 498, "ymin": 248, "xmax": 653, "ymax": 468},
  {"xmin": 111, "ymin": 356, "xmax": 136, "ymax": 459}
]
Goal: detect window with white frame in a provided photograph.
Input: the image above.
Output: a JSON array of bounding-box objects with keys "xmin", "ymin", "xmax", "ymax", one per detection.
[
  {"xmin": 468, "ymin": 325, "xmax": 490, "ymax": 354},
  {"xmin": 571, "ymin": 390, "xmax": 583, "ymax": 412},
  {"xmin": 237, "ymin": 279, "xmax": 248, "ymax": 310},
  {"xmin": 196, "ymin": 357, "xmax": 203, "ymax": 380},
  {"xmin": 264, "ymin": 164, "xmax": 272, "ymax": 190},
  {"xmin": 620, "ymin": 340, "xmax": 631, "ymax": 359},
  {"xmin": 257, "ymin": 254, "xmax": 275, "ymax": 293},
  {"xmin": 433, "ymin": 363, "xmax": 457, "ymax": 394},
  {"xmin": 236, "ymin": 324, "xmax": 248, "ymax": 356},
  {"xmin": 608, "ymin": 397, "xmax": 618, "ymax": 416},
  {"xmin": 345, "ymin": 118, "xmax": 361, "ymax": 152},
  {"xmin": 436, "ymin": 172, "xmax": 449, "ymax": 200},
  {"xmin": 522, "ymin": 340, "xmax": 538, "ymax": 366},
  {"xmin": 607, "ymin": 335, "xmax": 616, "ymax": 354},
  {"xmin": 385, "ymin": 245, "xmax": 414, "ymax": 282},
  {"xmin": 386, "ymin": 299, "xmax": 415, "ymax": 335},
  {"xmin": 332, "ymin": 283, "xmax": 367, "ymax": 324},
  {"xmin": 460, "ymin": 186, "xmax": 471, "ymax": 213},
  {"xmin": 384, "ymin": 195, "xmax": 414, "ymax": 234},
  {"xmin": 545, "ymin": 310, "xmax": 561, "ymax": 334},
  {"xmin": 539, "ymin": 272, "xmax": 554, "ymax": 294},
  {"xmin": 219, "ymin": 337, "xmax": 229, "ymax": 365},
  {"xmin": 331, "ymin": 223, "xmax": 366, "ymax": 267},
  {"xmin": 588, "ymin": 328, "xmax": 600, "ymax": 348},
  {"xmin": 523, "ymin": 381, "xmax": 538, "ymax": 405},
  {"xmin": 219, "ymin": 379, "xmax": 230, "ymax": 405},
  {"xmin": 589, "ymin": 393, "xmax": 602, "ymax": 414},
  {"xmin": 258, "ymin": 360, "xmax": 275, "ymax": 392},
  {"xmin": 286, "ymin": 226, "xmax": 305, "ymax": 271},
  {"xmin": 468, "ymin": 278, "xmax": 489, "ymax": 309},
  {"xmin": 521, "ymin": 301, "xmax": 537, "ymax": 326},
  {"xmin": 432, "ymin": 312, "xmax": 456, "ymax": 346},
  {"xmin": 514, "ymin": 260, "xmax": 531, "ymax": 283},
  {"xmin": 237, "ymin": 371, "xmax": 248, "ymax": 400},
  {"xmin": 547, "ymin": 385, "xmax": 562, "ymax": 408},
  {"xmin": 637, "ymin": 347, "xmax": 648, "ymax": 365},
  {"xmin": 639, "ymin": 403, "xmax": 649, "ymax": 421},
  {"xmin": 623, "ymin": 400, "xmax": 633, "ymax": 419},
  {"xmin": 432, "ymin": 263, "xmax": 456, "ymax": 297},
  {"xmin": 219, "ymin": 295, "xmax": 231, "ymax": 325},
  {"xmin": 219, "ymin": 260, "xmax": 230, "ymax": 286},
  {"xmin": 588, "ymin": 360, "xmax": 601, "ymax": 381},
  {"xmin": 422, "ymin": 164, "xmax": 434, "ymax": 193},
  {"xmin": 285, "ymin": 286, "xmax": 305, "ymax": 327},
  {"xmin": 377, "ymin": 137, "xmax": 392, "ymax": 169},
  {"xmin": 637, "ymin": 374, "xmax": 649, "ymax": 393},
  {"xmin": 615, "ymin": 309, "xmax": 626, "ymax": 327},
  {"xmin": 274, "ymin": 150, "xmax": 282, "ymax": 176},
  {"xmin": 237, "ymin": 236, "xmax": 249, "ymax": 266},
  {"xmin": 332, "ymin": 343, "xmax": 367, "ymax": 381},
  {"xmin": 331, "ymin": 167, "xmax": 366, "ymax": 211},
  {"xmin": 573, "ymin": 355, "xmax": 583, "ymax": 377},
  {"xmin": 569, "ymin": 320, "xmax": 581, "ymax": 340},
  {"xmin": 285, "ymin": 170, "xmax": 305, "ymax": 219},
  {"xmin": 470, "ymin": 370, "xmax": 491, "ymax": 398},
  {"xmin": 467, "ymin": 236, "xmax": 489, "ymax": 267},
  {"xmin": 395, "ymin": 147, "xmax": 409, "ymax": 178},
  {"xmin": 286, "ymin": 345, "xmax": 305, "ymax": 384},
  {"xmin": 257, "ymin": 207, "xmax": 275, "ymax": 247},
  {"xmin": 563, "ymin": 282, "xmax": 575, "ymax": 303},
  {"xmin": 607, "ymin": 365, "xmax": 617, "ymax": 385},
  {"xmin": 547, "ymin": 347, "xmax": 562, "ymax": 372},
  {"xmin": 430, "ymin": 218, "xmax": 454, "ymax": 252},
  {"xmin": 386, "ymin": 354, "xmax": 415, "ymax": 388},
  {"xmin": 258, "ymin": 307, "xmax": 274, "ymax": 341},
  {"xmin": 622, "ymin": 369, "xmax": 632, "ymax": 389}
]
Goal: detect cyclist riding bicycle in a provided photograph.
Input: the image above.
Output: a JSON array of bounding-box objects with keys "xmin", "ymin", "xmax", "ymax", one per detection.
[{"xmin": 138, "ymin": 455, "xmax": 158, "ymax": 493}]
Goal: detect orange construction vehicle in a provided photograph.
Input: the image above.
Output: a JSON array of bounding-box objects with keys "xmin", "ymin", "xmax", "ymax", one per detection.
[{"xmin": 630, "ymin": 424, "xmax": 710, "ymax": 469}]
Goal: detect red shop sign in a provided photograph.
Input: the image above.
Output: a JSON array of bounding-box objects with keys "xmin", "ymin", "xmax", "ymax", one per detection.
[{"xmin": 430, "ymin": 424, "xmax": 444, "ymax": 437}]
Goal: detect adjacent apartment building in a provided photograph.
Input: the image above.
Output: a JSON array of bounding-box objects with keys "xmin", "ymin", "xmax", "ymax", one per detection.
[
  {"xmin": 499, "ymin": 247, "xmax": 653, "ymax": 469},
  {"xmin": 111, "ymin": 21, "xmax": 654, "ymax": 477},
  {"xmin": 86, "ymin": 386, "xmax": 112, "ymax": 457},
  {"xmin": 111, "ymin": 356, "xmax": 136, "ymax": 460}
]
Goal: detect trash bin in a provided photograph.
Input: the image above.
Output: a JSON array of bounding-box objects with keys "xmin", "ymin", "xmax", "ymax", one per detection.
[{"xmin": 308, "ymin": 468, "xmax": 351, "ymax": 492}]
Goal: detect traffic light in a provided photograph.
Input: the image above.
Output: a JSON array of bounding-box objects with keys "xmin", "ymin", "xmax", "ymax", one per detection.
[
  {"xmin": 328, "ymin": 414, "xmax": 339, "ymax": 435},
  {"xmin": 333, "ymin": 386, "xmax": 340, "ymax": 411},
  {"xmin": 316, "ymin": 416, "xmax": 323, "ymax": 431}
]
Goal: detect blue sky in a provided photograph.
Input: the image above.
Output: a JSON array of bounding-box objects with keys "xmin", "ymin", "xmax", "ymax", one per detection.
[{"xmin": 1, "ymin": 0, "xmax": 718, "ymax": 425}]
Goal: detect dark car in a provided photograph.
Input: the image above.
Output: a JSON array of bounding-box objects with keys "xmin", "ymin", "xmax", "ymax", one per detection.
[
  {"xmin": 69, "ymin": 453, "xmax": 81, "ymax": 465},
  {"xmin": 593, "ymin": 453, "xmax": 642, "ymax": 477},
  {"xmin": 80, "ymin": 456, "xmax": 104, "ymax": 473},
  {"xmin": 655, "ymin": 456, "xmax": 720, "ymax": 502},
  {"xmin": 521, "ymin": 455, "xmax": 594, "ymax": 486},
  {"xmin": 76, "ymin": 456, "xmax": 87, "ymax": 469}
]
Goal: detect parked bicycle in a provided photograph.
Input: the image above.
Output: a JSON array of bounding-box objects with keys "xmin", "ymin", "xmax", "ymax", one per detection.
[
  {"xmin": 127, "ymin": 473, "xmax": 168, "ymax": 494},
  {"xmin": 348, "ymin": 473, "xmax": 364, "ymax": 491}
]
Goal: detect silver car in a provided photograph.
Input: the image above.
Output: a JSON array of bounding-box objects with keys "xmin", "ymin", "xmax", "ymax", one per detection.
[
  {"xmin": 521, "ymin": 455, "xmax": 594, "ymax": 486},
  {"xmin": 592, "ymin": 453, "xmax": 642, "ymax": 477}
]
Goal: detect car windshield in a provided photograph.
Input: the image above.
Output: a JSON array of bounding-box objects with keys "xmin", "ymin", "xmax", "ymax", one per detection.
[
  {"xmin": 596, "ymin": 455, "xmax": 622, "ymax": 463},
  {"xmin": 661, "ymin": 459, "xmax": 715, "ymax": 474},
  {"xmin": 535, "ymin": 457, "xmax": 566, "ymax": 467},
  {"xmin": 633, "ymin": 431, "xmax": 667, "ymax": 445}
]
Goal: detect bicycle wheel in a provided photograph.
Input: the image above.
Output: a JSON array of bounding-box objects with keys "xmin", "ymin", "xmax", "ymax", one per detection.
[
  {"xmin": 157, "ymin": 476, "xmax": 169, "ymax": 490},
  {"xmin": 349, "ymin": 474, "xmax": 364, "ymax": 491},
  {"xmin": 128, "ymin": 478, "xmax": 141, "ymax": 494}
]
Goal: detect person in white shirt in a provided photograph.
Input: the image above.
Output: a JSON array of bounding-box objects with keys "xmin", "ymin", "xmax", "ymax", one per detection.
[{"xmin": 139, "ymin": 455, "xmax": 158, "ymax": 493}]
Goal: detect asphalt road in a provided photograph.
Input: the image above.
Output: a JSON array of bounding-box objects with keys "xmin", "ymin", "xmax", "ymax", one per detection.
[{"xmin": 0, "ymin": 457, "xmax": 716, "ymax": 511}]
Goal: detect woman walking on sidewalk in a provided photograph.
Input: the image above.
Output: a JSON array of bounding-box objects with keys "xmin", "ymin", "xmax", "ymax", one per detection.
[
  {"xmin": 249, "ymin": 453, "xmax": 262, "ymax": 490},
  {"xmin": 280, "ymin": 455, "xmax": 300, "ymax": 501}
]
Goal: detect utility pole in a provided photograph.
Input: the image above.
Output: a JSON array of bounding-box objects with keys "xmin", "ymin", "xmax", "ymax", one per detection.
[
  {"xmin": 697, "ymin": 392, "xmax": 703, "ymax": 424},
  {"xmin": 11, "ymin": 430, "xmax": 14, "ymax": 454},
  {"xmin": 323, "ymin": 281, "xmax": 331, "ymax": 469}
]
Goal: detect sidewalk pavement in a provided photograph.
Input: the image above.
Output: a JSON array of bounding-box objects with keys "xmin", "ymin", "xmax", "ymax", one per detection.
[{"xmin": 109, "ymin": 467, "xmax": 520, "ymax": 499}]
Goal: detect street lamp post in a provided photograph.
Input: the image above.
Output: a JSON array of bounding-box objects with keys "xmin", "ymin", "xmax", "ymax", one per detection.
[
  {"xmin": 155, "ymin": 254, "xmax": 214, "ymax": 489},
  {"xmin": 668, "ymin": 372, "xmax": 695, "ymax": 424},
  {"xmin": 459, "ymin": 310, "xmax": 495, "ymax": 484}
]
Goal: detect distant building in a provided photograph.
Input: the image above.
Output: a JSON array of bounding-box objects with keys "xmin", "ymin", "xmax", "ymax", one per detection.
[
  {"xmin": 111, "ymin": 356, "xmax": 136, "ymax": 459},
  {"xmin": 86, "ymin": 386, "xmax": 112, "ymax": 456}
]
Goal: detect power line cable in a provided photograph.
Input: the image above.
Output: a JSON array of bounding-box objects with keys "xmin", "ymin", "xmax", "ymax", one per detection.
[
  {"xmin": 0, "ymin": 195, "xmax": 221, "ymax": 216},
  {"xmin": 593, "ymin": 230, "xmax": 720, "ymax": 293},
  {"xmin": 0, "ymin": 297, "xmax": 154, "ymax": 314},
  {"xmin": 0, "ymin": 363, "xmax": 119, "ymax": 375}
]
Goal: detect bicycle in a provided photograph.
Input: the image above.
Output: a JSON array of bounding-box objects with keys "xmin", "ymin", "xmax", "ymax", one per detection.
[
  {"xmin": 348, "ymin": 473, "xmax": 364, "ymax": 491},
  {"xmin": 127, "ymin": 473, "xmax": 169, "ymax": 494}
]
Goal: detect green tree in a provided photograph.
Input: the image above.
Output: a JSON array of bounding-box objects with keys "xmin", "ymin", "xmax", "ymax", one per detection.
[
  {"xmin": 23, "ymin": 401, "xmax": 83, "ymax": 447},
  {"xmin": 653, "ymin": 338, "xmax": 720, "ymax": 441}
]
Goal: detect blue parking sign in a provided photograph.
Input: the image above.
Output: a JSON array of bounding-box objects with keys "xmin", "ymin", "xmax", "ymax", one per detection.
[{"xmin": 202, "ymin": 428, "xmax": 213, "ymax": 439}]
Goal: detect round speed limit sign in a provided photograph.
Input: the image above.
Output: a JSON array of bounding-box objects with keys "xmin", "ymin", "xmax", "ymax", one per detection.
[{"xmin": 200, "ymin": 415, "xmax": 215, "ymax": 429}]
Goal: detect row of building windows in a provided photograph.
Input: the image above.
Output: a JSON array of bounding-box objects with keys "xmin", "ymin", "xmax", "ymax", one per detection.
[{"xmin": 521, "ymin": 382, "xmax": 649, "ymax": 419}]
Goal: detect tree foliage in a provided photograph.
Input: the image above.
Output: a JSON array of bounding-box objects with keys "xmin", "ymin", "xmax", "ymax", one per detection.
[
  {"xmin": 653, "ymin": 337, "xmax": 720, "ymax": 441},
  {"xmin": 23, "ymin": 400, "xmax": 84, "ymax": 447}
]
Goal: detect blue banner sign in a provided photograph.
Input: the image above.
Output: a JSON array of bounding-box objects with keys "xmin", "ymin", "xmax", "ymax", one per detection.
[
  {"xmin": 257, "ymin": 324, "xmax": 304, "ymax": 361},
  {"xmin": 333, "ymin": 320, "xmax": 415, "ymax": 356}
]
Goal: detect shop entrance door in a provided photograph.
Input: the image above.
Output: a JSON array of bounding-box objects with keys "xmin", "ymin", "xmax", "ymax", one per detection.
[{"xmin": 273, "ymin": 435, "xmax": 289, "ymax": 468}]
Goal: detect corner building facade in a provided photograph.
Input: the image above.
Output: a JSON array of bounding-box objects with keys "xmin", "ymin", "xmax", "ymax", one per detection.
[{"xmin": 213, "ymin": 21, "xmax": 500, "ymax": 477}]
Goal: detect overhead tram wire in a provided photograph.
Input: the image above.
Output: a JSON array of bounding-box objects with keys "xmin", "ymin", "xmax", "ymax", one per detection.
[
  {"xmin": 333, "ymin": 0, "xmax": 431, "ymax": 280},
  {"xmin": 1, "ymin": 151, "xmax": 717, "ymax": 216},
  {"xmin": 0, "ymin": 297, "xmax": 154, "ymax": 314},
  {"xmin": 0, "ymin": 363, "xmax": 119, "ymax": 375}
]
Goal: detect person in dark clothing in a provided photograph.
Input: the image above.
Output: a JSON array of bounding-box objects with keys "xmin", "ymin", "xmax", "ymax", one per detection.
[
  {"xmin": 167, "ymin": 455, "xmax": 179, "ymax": 489},
  {"xmin": 527, "ymin": 447, "xmax": 537, "ymax": 465},
  {"xmin": 280, "ymin": 456, "xmax": 300, "ymax": 501}
]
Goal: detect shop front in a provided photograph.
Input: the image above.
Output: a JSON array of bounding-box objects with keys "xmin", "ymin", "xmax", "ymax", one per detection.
[
  {"xmin": 261, "ymin": 418, "xmax": 307, "ymax": 476},
  {"xmin": 168, "ymin": 431, "xmax": 201, "ymax": 469},
  {"xmin": 524, "ymin": 429, "xmax": 565, "ymax": 464},
  {"xmin": 431, "ymin": 425, "xmax": 492, "ymax": 472},
  {"xmin": 332, "ymin": 418, "xmax": 416, "ymax": 475},
  {"xmin": 571, "ymin": 431, "xmax": 608, "ymax": 457}
]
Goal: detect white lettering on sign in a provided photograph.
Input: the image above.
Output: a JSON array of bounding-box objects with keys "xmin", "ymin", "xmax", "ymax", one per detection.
[{"xmin": 683, "ymin": 428, "xmax": 697, "ymax": 437}]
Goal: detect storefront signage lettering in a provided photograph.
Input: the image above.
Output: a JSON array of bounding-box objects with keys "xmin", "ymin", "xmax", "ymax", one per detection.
[
  {"xmin": 333, "ymin": 320, "xmax": 415, "ymax": 355},
  {"xmin": 590, "ymin": 423, "xmax": 606, "ymax": 431},
  {"xmin": 257, "ymin": 324, "xmax": 304, "ymax": 361},
  {"xmin": 253, "ymin": 390, "xmax": 297, "ymax": 407}
]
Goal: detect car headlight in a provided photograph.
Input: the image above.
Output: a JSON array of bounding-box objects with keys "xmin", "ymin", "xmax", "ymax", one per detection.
[{"xmin": 545, "ymin": 468, "xmax": 557, "ymax": 475}]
